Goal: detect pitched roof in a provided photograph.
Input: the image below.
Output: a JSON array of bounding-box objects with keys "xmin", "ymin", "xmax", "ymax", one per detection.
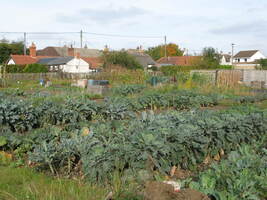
[
  {"xmin": 157, "ymin": 56, "xmax": 201, "ymax": 66},
  {"xmin": 82, "ymin": 57, "xmax": 103, "ymax": 69},
  {"xmin": 10, "ymin": 55, "xmax": 53, "ymax": 65},
  {"xmin": 37, "ymin": 47, "xmax": 102, "ymax": 57},
  {"xmin": 222, "ymin": 54, "xmax": 231, "ymax": 62},
  {"xmin": 234, "ymin": 50, "xmax": 258, "ymax": 58},
  {"xmin": 37, "ymin": 57, "xmax": 73, "ymax": 65},
  {"xmin": 128, "ymin": 52, "xmax": 157, "ymax": 67}
]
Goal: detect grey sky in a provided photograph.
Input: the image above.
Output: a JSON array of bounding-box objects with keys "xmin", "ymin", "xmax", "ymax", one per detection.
[{"xmin": 0, "ymin": 0, "xmax": 266, "ymax": 55}]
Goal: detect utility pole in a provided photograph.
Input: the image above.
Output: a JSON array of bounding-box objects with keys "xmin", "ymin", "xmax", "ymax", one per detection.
[
  {"xmin": 164, "ymin": 35, "xmax": 167, "ymax": 58},
  {"xmin": 231, "ymin": 43, "xmax": 235, "ymax": 65},
  {"xmin": 23, "ymin": 32, "xmax": 27, "ymax": 55},
  {"xmin": 80, "ymin": 30, "xmax": 83, "ymax": 48}
]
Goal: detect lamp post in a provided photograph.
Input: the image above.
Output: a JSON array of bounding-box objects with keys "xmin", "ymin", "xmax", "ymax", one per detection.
[{"xmin": 231, "ymin": 43, "xmax": 235, "ymax": 65}]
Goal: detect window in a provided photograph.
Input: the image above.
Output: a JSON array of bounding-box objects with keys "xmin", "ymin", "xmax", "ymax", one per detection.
[
  {"xmin": 238, "ymin": 59, "xmax": 240, "ymax": 62},
  {"xmin": 244, "ymin": 58, "xmax": 247, "ymax": 62}
]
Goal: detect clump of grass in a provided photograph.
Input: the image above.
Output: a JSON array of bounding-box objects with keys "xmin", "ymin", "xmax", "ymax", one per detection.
[{"xmin": 0, "ymin": 166, "xmax": 108, "ymax": 200}]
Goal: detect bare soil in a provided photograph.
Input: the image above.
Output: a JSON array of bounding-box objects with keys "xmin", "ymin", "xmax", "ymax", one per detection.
[
  {"xmin": 144, "ymin": 182, "xmax": 210, "ymax": 200},
  {"xmin": 172, "ymin": 168, "xmax": 193, "ymax": 180}
]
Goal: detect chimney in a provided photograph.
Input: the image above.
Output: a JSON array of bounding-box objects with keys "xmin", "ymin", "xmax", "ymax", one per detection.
[
  {"xmin": 29, "ymin": 42, "xmax": 36, "ymax": 57},
  {"xmin": 75, "ymin": 52, "xmax": 81, "ymax": 59},
  {"xmin": 68, "ymin": 45, "xmax": 75, "ymax": 57}
]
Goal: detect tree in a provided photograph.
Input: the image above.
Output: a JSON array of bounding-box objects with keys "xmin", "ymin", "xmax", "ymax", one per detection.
[
  {"xmin": 257, "ymin": 59, "xmax": 267, "ymax": 69},
  {"xmin": 5, "ymin": 64, "xmax": 25, "ymax": 73},
  {"xmin": 0, "ymin": 40, "xmax": 25, "ymax": 64},
  {"xmin": 146, "ymin": 43, "xmax": 184, "ymax": 61},
  {"xmin": 103, "ymin": 51, "xmax": 143, "ymax": 70},
  {"xmin": 194, "ymin": 47, "xmax": 221, "ymax": 69},
  {"xmin": 23, "ymin": 63, "xmax": 48, "ymax": 73}
]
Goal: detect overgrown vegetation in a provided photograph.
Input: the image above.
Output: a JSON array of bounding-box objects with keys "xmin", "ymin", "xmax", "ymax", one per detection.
[
  {"xmin": 23, "ymin": 63, "xmax": 48, "ymax": 73},
  {"xmin": 257, "ymin": 58, "xmax": 267, "ymax": 70},
  {"xmin": 4, "ymin": 64, "xmax": 25, "ymax": 73},
  {"xmin": 103, "ymin": 51, "xmax": 143, "ymax": 70}
]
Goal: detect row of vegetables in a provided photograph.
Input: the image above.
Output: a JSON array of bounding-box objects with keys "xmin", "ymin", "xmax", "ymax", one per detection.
[
  {"xmin": 1, "ymin": 108, "xmax": 266, "ymax": 182},
  {"xmin": 2, "ymin": 88, "xmax": 267, "ymax": 133},
  {"xmin": 188, "ymin": 143, "xmax": 267, "ymax": 199},
  {"xmin": 0, "ymin": 90, "xmax": 222, "ymax": 132}
]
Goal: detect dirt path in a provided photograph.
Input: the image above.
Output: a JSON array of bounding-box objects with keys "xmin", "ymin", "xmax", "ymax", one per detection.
[{"xmin": 144, "ymin": 182, "xmax": 210, "ymax": 200}]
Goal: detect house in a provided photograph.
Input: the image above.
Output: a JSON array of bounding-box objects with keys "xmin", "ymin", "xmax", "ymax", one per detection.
[
  {"xmin": 233, "ymin": 50, "xmax": 266, "ymax": 69},
  {"xmin": 220, "ymin": 54, "xmax": 232, "ymax": 65},
  {"xmin": 128, "ymin": 52, "xmax": 157, "ymax": 68},
  {"xmin": 7, "ymin": 43, "xmax": 53, "ymax": 65},
  {"xmin": 7, "ymin": 43, "xmax": 101, "ymax": 73},
  {"xmin": 157, "ymin": 56, "xmax": 202, "ymax": 66},
  {"xmin": 82, "ymin": 57, "xmax": 103, "ymax": 71},
  {"xmin": 126, "ymin": 47, "xmax": 157, "ymax": 68},
  {"xmin": 37, "ymin": 46, "xmax": 102, "ymax": 58},
  {"xmin": 37, "ymin": 56, "xmax": 93, "ymax": 73}
]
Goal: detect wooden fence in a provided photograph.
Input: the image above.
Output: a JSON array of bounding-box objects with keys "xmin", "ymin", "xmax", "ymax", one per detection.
[
  {"xmin": 216, "ymin": 70, "xmax": 243, "ymax": 86},
  {"xmin": 1, "ymin": 72, "xmax": 99, "ymax": 81},
  {"xmin": 2, "ymin": 70, "xmax": 267, "ymax": 88},
  {"xmin": 191, "ymin": 70, "xmax": 267, "ymax": 88}
]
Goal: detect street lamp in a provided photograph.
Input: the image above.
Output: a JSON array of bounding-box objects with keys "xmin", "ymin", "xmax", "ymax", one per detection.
[{"xmin": 231, "ymin": 43, "xmax": 235, "ymax": 65}]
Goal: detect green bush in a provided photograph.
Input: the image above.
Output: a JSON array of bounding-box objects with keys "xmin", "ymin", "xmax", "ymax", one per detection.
[
  {"xmin": 160, "ymin": 65, "xmax": 233, "ymax": 76},
  {"xmin": 103, "ymin": 51, "xmax": 143, "ymax": 70},
  {"xmin": 5, "ymin": 64, "xmax": 25, "ymax": 73},
  {"xmin": 257, "ymin": 58, "xmax": 267, "ymax": 69},
  {"xmin": 23, "ymin": 63, "xmax": 48, "ymax": 73}
]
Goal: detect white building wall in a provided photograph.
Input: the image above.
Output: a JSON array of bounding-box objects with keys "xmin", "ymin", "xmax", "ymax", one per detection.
[
  {"xmin": 62, "ymin": 58, "xmax": 92, "ymax": 73},
  {"xmin": 220, "ymin": 56, "xmax": 232, "ymax": 65},
  {"xmin": 250, "ymin": 51, "xmax": 266, "ymax": 62}
]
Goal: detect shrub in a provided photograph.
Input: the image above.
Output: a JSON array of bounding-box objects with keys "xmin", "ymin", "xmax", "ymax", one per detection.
[
  {"xmin": 257, "ymin": 58, "xmax": 267, "ymax": 69},
  {"xmin": 5, "ymin": 64, "xmax": 25, "ymax": 73},
  {"xmin": 103, "ymin": 51, "xmax": 143, "ymax": 70},
  {"xmin": 23, "ymin": 63, "xmax": 48, "ymax": 73}
]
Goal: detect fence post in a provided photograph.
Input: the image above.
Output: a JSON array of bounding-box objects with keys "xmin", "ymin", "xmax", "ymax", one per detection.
[{"xmin": 215, "ymin": 70, "xmax": 219, "ymax": 85}]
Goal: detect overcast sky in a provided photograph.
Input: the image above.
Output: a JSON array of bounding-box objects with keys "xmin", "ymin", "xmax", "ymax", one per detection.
[{"xmin": 0, "ymin": 0, "xmax": 266, "ymax": 55}]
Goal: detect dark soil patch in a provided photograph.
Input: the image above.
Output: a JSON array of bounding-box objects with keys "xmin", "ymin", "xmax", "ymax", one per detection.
[
  {"xmin": 144, "ymin": 182, "xmax": 210, "ymax": 200},
  {"xmin": 172, "ymin": 169, "xmax": 193, "ymax": 180}
]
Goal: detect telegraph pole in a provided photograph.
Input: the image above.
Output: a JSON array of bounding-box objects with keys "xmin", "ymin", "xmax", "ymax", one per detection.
[
  {"xmin": 80, "ymin": 30, "xmax": 83, "ymax": 48},
  {"xmin": 23, "ymin": 32, "xmax": 27, "ymax": 55},
  {"xmin": 231, "ymin": 43, "xmax": 235, "ymax": 65},
  {"xmin": 164, "ymin": 35, "xmax": 167, "ymax": 58}
]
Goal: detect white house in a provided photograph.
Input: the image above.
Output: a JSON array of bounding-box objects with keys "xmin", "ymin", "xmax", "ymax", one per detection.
[
  {"xmin": 220, "ymin": 54, "xmax": 232, "ymax": 65},
  {"xmin": 37, "ymin": 56, "xmax": 93, "ymax": 73},
  {"xmin": 233, "ymin": 50, "xmax": 266, "ymax": 69}
]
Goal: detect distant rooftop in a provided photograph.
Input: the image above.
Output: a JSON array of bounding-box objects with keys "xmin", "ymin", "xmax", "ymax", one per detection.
[{"xmin": 234, "ymin": 50, "xmax": 259, "ymax": 58}]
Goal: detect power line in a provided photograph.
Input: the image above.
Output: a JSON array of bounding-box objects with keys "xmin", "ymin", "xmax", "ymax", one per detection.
[
  {"xmin": 83, "ymin": 32, "xmax": 163, "ymax": 39},
  {"xmin": 0, "ymin": 31, "xmax": 163, "ymax": 38}
]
